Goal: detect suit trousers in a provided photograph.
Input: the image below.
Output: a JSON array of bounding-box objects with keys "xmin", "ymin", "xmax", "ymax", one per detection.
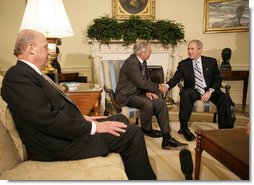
[
  {"xmin": 99, "ymin": 114, "xmax": 156, "ymax": 180},
  {"xmin": 127, "ymin": 95, "xmax": 170, "ymax": 134},
  {"xmin": 179, "ymin": 88, "xmax": 234, "ymax": 129}
]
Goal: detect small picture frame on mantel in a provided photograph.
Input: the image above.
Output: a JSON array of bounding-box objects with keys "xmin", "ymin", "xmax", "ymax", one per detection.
[{"xmin": 112, "ymin": 0, "xmax": 155, "ymax": 20}]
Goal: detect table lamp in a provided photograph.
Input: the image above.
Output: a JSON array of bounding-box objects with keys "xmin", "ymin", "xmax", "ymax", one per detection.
[{"xmin": 19, "ymin": 0, "xmax": 74, "ymax": 76}]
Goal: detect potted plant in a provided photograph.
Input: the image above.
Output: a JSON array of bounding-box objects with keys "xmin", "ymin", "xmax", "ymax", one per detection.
[
  {"xmin": 87, "ymin": 15, "xmax": 185, "ymax": 47},
  {"xmin": 86, "ymin": 16, "xmax": 122, "ymax": 45}
]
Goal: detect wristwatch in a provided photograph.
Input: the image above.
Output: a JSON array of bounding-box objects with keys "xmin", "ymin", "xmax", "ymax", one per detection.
[{"xmin": 208, "ymin": 88, "xmax": 215, "ymax": 93}]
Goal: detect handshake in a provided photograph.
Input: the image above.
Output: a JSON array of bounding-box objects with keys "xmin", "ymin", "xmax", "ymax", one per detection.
[{"xmin": 159, "ymin": 83, "xmax": 169, "ymax": 93}]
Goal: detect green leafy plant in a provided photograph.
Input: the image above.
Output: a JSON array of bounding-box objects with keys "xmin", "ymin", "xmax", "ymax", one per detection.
[
  {"xmin": 87, "ymin": 15, "xmax": 185, "ymax": 46},
  {"xmin": 87, "ymin": 16, "xmax": 122, "ymax": 45},
  {"xmin": 121, "ymin": 16, "xmax": 154, "ymax": 45},
  {"xmin": 152, "ymin": 20, "xmax": 185, "ymax": 46}
]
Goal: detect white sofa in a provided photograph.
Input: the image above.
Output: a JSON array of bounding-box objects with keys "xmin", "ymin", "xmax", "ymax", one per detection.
[{"xmin": 0, "ymin": 75, "xmax": 128, "ymax": 180}]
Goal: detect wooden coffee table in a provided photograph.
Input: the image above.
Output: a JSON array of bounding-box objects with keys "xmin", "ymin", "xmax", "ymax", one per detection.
[
  {"xmin": 195, "ymin": 128, "xmax": 249, "ymax": 180},
  {"xmin": 64, "ymin": 83, "xmax": 102, "ymax": 115}
]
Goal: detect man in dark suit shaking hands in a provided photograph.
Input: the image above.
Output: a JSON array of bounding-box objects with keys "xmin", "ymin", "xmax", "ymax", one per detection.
[
  {"xmin": 160, "ymin": 40, "xmax": 234, "ymax": 141},
  {"xmin": 1, "ymin": 29, "xmax": 156, "ymax": 180},
  {"xmin": 115, "ymin": 40, "xmax": 187, "ymax": 150}
]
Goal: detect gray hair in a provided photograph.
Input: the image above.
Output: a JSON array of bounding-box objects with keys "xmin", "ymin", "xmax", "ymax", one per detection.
[
  {"xmin": 133, "ymin": 40, "xmax": 150, "ymax": 54},
  {"xmin": 188, "ymin": 39, "xmax": 203, "ymax": 49},
  {"xmin": 14, "ymin": 29, "xmax": 38, "ymax": 57}
]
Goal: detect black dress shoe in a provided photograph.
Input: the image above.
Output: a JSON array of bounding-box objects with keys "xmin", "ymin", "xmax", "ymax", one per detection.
[
  {"xmin": 162, "ymin": 138, "xmax": 188, "ymax": 150},
  {"xmin": 141, "ymin": 127, "xmax": 162, "ymax": 138},
  {"xmin": 181, "ymin": 129, "xmax": 196, "ymax": 141}
]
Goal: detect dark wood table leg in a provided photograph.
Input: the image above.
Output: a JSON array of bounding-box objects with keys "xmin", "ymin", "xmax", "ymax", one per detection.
[
  {"xmin": 194, "ymin": 130, "xmax": 203, "ymax": 180},
  {"xmin": 242, "ymin": 77, "xmax": 248, "ymax": 114}
]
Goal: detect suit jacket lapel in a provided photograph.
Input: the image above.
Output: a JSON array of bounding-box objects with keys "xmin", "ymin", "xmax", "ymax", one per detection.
[
  {"xmin": 201, "ymin": 56, "xmax": 209, "ymax": 85},
  {"xmin": 187, "ymin": 58, "xmax": 195, "ymax": 82}
]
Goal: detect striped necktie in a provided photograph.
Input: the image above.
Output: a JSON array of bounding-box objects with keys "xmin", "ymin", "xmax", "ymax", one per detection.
[
  {"xmin": 41, "ymin": 73, "xmax": 76, "ymax": 105},
  {"xmin": 194, "ymin": 61, "xmax": 205, "ymax": 95}
]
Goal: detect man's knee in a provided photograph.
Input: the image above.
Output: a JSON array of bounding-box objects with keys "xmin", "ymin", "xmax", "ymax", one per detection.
[
  {"xmin": 143, "ymin": 101, "xmax": 154, "ymax": 111},
  {"xmin": 126, "ymin": 124, "xmax": 144, "ymax": 138},
  {"xmin": 110, "ymin": 114, "xmax": 130, "ymax": 124},
  {"xmin": 154, "ymin": 98, "xmax": 167, "ymax": 108}
]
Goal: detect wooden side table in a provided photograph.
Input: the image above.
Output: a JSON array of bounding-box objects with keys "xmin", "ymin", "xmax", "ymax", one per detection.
[
  {"xmin": 220, "ymin": 70, "xmax": 249, "ymax": 113},
  {"xmin": 195, "ymin": 128, "xmax": 249, "ymax": 180},
  {"xmin": 64, "ymin": 83, "xmax": 102, "ymax": 115}
]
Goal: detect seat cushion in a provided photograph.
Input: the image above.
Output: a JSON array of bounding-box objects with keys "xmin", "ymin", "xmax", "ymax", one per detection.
[
  {"xmin": 0, "ymin": 153, "xmax": 128, "ymax": 180},
  {"xmin": 193, "ymin": 100, "xmax": 217, "ymax": 113},
  {"xmin": 121, "ymin": 106, "xmax": 140, "ymax": 118}
]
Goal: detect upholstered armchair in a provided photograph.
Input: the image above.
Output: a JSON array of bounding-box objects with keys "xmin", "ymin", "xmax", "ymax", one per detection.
[
  {"xmin": 101, "ymin": 60, "xmax": 140, "ymax": 124},
  {"xmin": 178, "ymin": 82, "xmax": 235, "ymax": 123}
]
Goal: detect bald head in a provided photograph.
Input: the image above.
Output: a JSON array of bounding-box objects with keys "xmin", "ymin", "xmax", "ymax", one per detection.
[
  {"xmin": 14, "ymin": 29, "xmax": 43, "ymax": 57},
  {"xmin": 14, "ymin": 29, "xmax": 49, "ymax": 70}
]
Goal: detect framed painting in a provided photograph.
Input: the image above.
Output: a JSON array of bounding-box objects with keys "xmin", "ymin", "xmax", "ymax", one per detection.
[
  {"xmin": 112, "ymin": 0, "xmax": 155, "ymax": 20},
  {"xmin": 204, "ymin": 0, "xmax": 249, "ymax": 33}
]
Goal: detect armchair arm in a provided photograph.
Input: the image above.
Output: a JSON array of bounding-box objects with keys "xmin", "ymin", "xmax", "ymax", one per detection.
[
  {"xmin": 221, "ymin": 82, "xmax": 231, "ymax": 96},
  {"xmin": 177, "ymin": 81, "xmax": 231, "ymax": 97},
  {"xmin": 103, "ymin": 85, "xmax": 122, "ymax": 113}
]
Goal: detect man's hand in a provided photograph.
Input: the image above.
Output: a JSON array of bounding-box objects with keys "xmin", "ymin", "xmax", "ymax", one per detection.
[
  {"xmin": 159, "ymin": 83, "xmax": 168, "ymax": 93},
  {"xmin": 84, "ymin": 115, "xmax": 108, "ymax": 122},
  {"xmin": 200, "ymin": 91, "xmax": 212, "ymax": 102},
  {"xmin": 146, "ymin": 92, "xmax": 159, "ymax": 100},
  {"xmin": 95, "ymin": 121, "xmax": 127, "ymax": 137}
]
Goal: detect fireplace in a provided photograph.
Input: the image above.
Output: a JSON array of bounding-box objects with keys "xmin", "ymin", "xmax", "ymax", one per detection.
[
  {"xmin": 147, "ymin": 65, "xmax": 164, "ymax": 84},
  {"xmin": 88, "ymin": 40, "xmax": 182, "ymax": 109}
]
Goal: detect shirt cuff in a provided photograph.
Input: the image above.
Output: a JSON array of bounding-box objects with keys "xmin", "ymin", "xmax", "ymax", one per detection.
[
  {"xmin": 208, "ymin": 88, "xmax": 215, "ymax": 93},
  {"xmin": 166, "ymin": 84, "xmax": 169, "ymax": 89},
  {"xmin": 90, "ymin": 121, "xmax": 97, "ymax": 135}
]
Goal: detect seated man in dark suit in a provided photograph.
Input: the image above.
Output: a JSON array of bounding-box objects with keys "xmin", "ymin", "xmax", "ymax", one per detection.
[
  {"xmin": 160, "ymin": 39, "xmax": 235, "ymax": 141},
  {"xmin": 1, "ymin": 29, "xmax": 156, "ymax": 180},
  {"xmin": 115, "ymin": 40, "xmax": 187, "ymax": 150}
]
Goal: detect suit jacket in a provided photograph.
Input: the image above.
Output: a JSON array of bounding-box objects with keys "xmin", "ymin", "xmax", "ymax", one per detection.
[
  {"xmin": 167, "ymin": 56, "xmax": 222, "ymax": 91},
  {"xmin": 115, "ymin": 54, "xmax": 161, "ymax": 106},
  {"xmin": 1, "ymin": 61, "xmax": 109, "ymax": 161}
]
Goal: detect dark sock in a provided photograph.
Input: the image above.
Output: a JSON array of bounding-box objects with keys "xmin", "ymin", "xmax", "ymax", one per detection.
[
  {"xmin": 180, "ymin": 120, "xmax": 188, "ymax": 130},
  {"xmin": 162, "ymin": 132, "xmax": 172, "ymax": 142}
]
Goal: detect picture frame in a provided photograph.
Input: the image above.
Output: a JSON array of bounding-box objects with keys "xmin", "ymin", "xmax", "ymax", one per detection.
[
  {"xmin": 204, "ymin": 0, "xmax": 249, "ymax": 33},
  {"xmin": 112, "ymin": 0, "xmax": 155, "ymax": 20}
]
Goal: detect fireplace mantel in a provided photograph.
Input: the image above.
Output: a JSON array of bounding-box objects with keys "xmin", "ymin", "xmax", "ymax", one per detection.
[{"xmin": 88, "ymin": 40, "xmax": 182, "ymax": 109}]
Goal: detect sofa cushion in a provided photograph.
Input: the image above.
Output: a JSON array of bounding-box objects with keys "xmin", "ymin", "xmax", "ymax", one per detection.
[
  {"xmin": 0, "ymin": 153, "xmax": 128, "ymax": 180},
  {"xmin": 0, "ymin": 97, "xmax": 27, "ymax": 161},
  {"xmin": 0, "ymin": 115, "xmax": 22, "ymax": 175}
]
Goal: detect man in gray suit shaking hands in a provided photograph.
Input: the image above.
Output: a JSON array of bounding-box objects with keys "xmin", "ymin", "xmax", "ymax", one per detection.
[{"xmin": 115, "ymin": 40, "xmax": 187, "ymax": 150}]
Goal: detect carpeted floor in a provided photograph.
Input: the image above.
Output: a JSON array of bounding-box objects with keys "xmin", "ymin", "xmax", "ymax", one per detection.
[
  {"xmin": 144, "ymin": 121, "xmax": 247, "ymax": 180},
  {"xmin": 139, "ymin": 103, "xmax": 249, "ymax": 180}
]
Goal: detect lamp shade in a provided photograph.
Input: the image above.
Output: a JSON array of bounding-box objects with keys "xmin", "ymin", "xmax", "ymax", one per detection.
[{"xmin": 19, "ymin": 0, "xmax": 74, "ymax": 38}]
